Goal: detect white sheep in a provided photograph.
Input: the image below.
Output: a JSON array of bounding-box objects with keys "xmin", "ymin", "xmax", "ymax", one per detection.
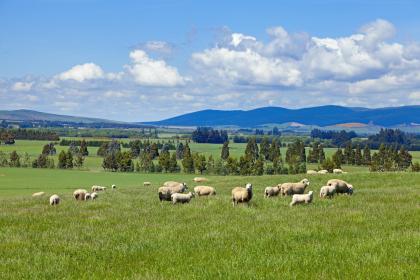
[
  {"xmin": 281, "ymin": 179, "xmax": 310, "ymax": 196},
  {"xmin": 327, "ymin": 179, "xmax": 354, "ymax": 195},
  {"xmin": 143, "ymin": 182, "xmax": 152, "ymax": 187},
  {"xmin": 193, "ymin": 186, "xmax": 216, "ymax": 196},
  {"xmin": 171, "ymin": 192, "xmax": 195, "ymax": 204},
  {"xmin": 264, "ymin": 185, "xmax": 281, "ymax": 198},
  {"xmin": 91, "ymin": 192, "xmax": 98, "ymax": 200},
  {"xmin": 111, "ymin": 184, "xmax": 116, "ymax": 189},
  {"xmin": 319, "ymin": 185, "xmax": 336, "ymax": 199},
  {"xmin": 318, "ymin": 169, "xmax": 328, "ymax": 174},
  {"xmin": 32, "ymin": 192, "xmax": 45, "ymax": 197},
  {"xmin": 193, "ymin": 177, "xmax": 208, "ymax": 183},
  {"xmin": 306, "ymin": 170, "xmax": 318, "ymax": 175},
  {"xmin": 158, "ymin": 183, "xmax": 188, "ymax": 201},
  {"xmin": 91, "ymin": 185, "xmax": 107, "ymax": 192},
  {"xmin": 333, "ymin": 169, "xmax": 343, "ymax": 174},
  {"xmin": 73, "ymin": 189, "xmax": 87, "ymax": 201},
  {"xmin": 290, "ymin": 191, "xmax": 313, "ymax": 206},
  {"xmin": 231, "ymin": 183, "xmax": 253, "ymax": 206},
  {"xmin": 85, "ymin": 192, "xmax": 92, "ymax": 200},
  {"xmin": 49, "ymin": 194, "xmax": 60, "ymax": 206}
]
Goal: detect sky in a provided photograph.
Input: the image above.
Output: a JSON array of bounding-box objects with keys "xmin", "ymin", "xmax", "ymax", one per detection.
[{"xmin": 1, "ymin": 0, "xmax": 420, "ymax": 122}]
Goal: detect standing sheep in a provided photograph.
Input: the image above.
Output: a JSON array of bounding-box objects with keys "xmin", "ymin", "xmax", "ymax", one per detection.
[
  {"xmin": 290, "ymin": 191, "xmax": 313, "ymax": 206},
  {"xmin": 231, "ymin": 183, "xmax": 253, "ymax": 206},
  {"xmin": 111, "ymin": 184, "xmax": 116, "ymax": 189},
  {"xmin": 91, "ymin": 192, "xmax": 98, "ymax": 200},
  {"xmin": 73, "ymin": 189, "xmax": 88, "ymax": 201},
  {"xmin": 158, "ymin": 183, "xmax": 188, "ymax": 201},
  {"xmin": 91, "ymin": 185, "xmax": 107, "ymax": 192},
  {"xmin": 264, "ymin": 185, "xmax": 281, "ymax": 198},
  {"xmin": 327, "ymin": 179, "xmax": 354, "ymax": 195},
  {"xmin": 171, "ymin": 192, "xmax": 195, "ymax": 204},
  {"xmin": 306, "ymin": 170, "xmax": 317, "ymax": 175},
  {"xmin": 193, "ymin": 177, "xmax": 208, "ymax": 183},
  {"xmin": 85, "ymin": 193, "xmax": 92, "ymax": 200},
  {"xmin": 193, "ymin": 186, "xmax": 216, "ymax": 196},
  {"xmin": 32, "ymin": 192, "xmax": 45, "ymax": 197},
  {"xmin": 319, "ymin": 185, "xmax": 336, "ymax": 199},
  {"xmin": 49, "ymin": 194, "xmax": 60, "ymax": 206},
  {"xmin": 280, "ymin": 179, "xmax": 310, "ymax": 196}
]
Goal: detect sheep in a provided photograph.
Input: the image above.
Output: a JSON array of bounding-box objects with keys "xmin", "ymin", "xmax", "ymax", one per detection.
[
  {"xmin": 290, "ymin": 191, "xmax": 313, "ymax": 206},
  {"xmin": 327, "ymin": 179, "xmax": 354, "ymax": 195},
  {"xmin": 193, "ymin": 186, "xmax": 216, "ymax": 196},
  {"xmin": 49, "ymin": 194, "xmax": 60, "ymax": 206},
  {"xmin": 32, "ymin": 192, "xmax": 45, "ymax": 197},
  {"xmin": 193, "ymin": 177, "xmax": 208, "ymax": 183},
  {"xmin": 158, "ymin": 183, "xmax": 188, "ymax": 201},
  {"xmin": 231, "ymin": 183, "xmax": 253, "ymax": 206},
  {"xmin": 333, "ymin": 169, "xmax": 344, "ymax": 174},
  {"xmin": 143, "ymin": 182, "xmax": 152, "ymax": 187},
  {"xmin": 91, "ymin": 192, "xmax": 98, "ymax": 200},
  {"xmin": 280, "ymin": 179, "xmax": 310, "ymax": 196},
  {"xmin": 171, "ymin": 192, "xmax": 195, "ymax": 204},
  {"xmin": 318, "ymin": 169, "xmax": 328, "ymax": 174},
  {"xmin": 111, "ymin": 184, "xmax": 116, "ymax": 189},
  {"xmin": 85, "ymin": 192, "xmax": 92, "ymax": 200},
  {"xmin": 73, "ymin": 189, "xmax": 87, "ymax": 201},
  {"xmin": 91, "ymin": 185, "xmax": 107, "ymax": 192},
  {"xmin": 319, "ymin": 185, "xmax": 336, "ymax": 199},
  {"xmin": 306, "ymin": 170, "xmax": 318, "ymax": 175},
  {"xmin": 264, "ymin": 185, "xmax": 281, "ymax": 198},
  {"xmin": 163, "ymin": 181, "xmax": 187, "ymax": 189}
]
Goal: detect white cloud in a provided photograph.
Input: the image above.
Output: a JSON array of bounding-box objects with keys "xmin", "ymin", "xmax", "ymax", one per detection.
[
  {"xmin": 143, "ymin": 41, "xmax": 173, "ymax": 54},
  {"xmin": 126, "ymin": 49, "xmax": 185, "ymax": 87},
  {"xmin": 12, "ymin": 81, "xmax": 33, "ymax": 91},
  {"xmin": 230, "ymin": 33, "xmax": 257, "ymax": 47},
  {"xmin": 104, "ymin": 90, "xmax": 131, "ymax": 98},
  {"xmin": 57, "ymin": 63, "xmax": 104, "ymax": 82},
  {"xmin": 409, "ymin": 91, "xmax": 420, "ymax": 100}
]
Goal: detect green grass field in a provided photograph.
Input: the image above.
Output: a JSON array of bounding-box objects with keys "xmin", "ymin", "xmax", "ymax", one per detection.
[{"xmin": 0, "ymin": 168, "xmax": 419, "ymax": 279}]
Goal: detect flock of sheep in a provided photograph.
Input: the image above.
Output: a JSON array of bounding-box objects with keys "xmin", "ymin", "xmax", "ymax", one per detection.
[
  {"xmin": 38, "ymin": 175, "xmax": 354, "ymax": 208},
  {"xmin": 157, "ymin": 176, "xmax": 354, "ymax": 207}
]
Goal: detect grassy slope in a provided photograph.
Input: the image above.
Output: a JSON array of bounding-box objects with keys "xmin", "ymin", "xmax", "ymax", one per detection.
[{"xmin": 0, "ymin": 168, "xmax": 419, "ymax": 279}]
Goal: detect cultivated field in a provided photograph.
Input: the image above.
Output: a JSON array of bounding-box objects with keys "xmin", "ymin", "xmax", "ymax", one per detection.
[{"xmin": 0, "ymin": 168, "xmax": 419, "ymax": 279}]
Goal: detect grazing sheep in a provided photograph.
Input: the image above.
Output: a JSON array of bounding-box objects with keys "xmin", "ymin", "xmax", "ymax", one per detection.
[
  {"xmin": 193, "ymin": 177, "xmax": 208, "ymax": 183},
  {"xmin": 333, "ymin": 169, "xmax": 344, "ymax": 174},
  {"xmin": 143, "ymin": 182, "xmax": 152, "ymax": 187},
  {"xmin": 264, "ymin": 185, "xmax": 281, "ymax": 198},
  {"xmin": 327, "ymin": 179, "xmax": 354, "ymax": 195},
  {"xmin": 290, "ymin": 191, "xmax": 313, "ymax": 206},
  {"xmin": 231, "ymin": 183, "xmax": 253, "ymax": 206},
  {"xmin": 280, "ymin": 179, "xmax": 310, "ymax": 196},
  {"xmin": 91, "ymin": 185, "xmax": 107, "ymax": 192},
  {"xmin": 111, "ymin": 184, "xmax": 116, "ymax": 189},
  {"xmin": 91, "ymin": 192, "xmax": 98, "ymax": 200},
  {"xmin": 85, "ymin": 192, "xmax": 92, "ymax": 200},
  {"xmin": 158, "ymin": 183, "xmax": 188, "ymax": 201},
  {"xmin": 171, "ymin": 192, "xmax": 195, "ymax": 204},
  {"xmin": 73, "ymin": 189, "xmax": 87, "ymax": 201},
  {"xmin": 319, "ymin": 185, "xmax": 336, "ymax": 199},
  {"xmin": 318, "ymin": 169, "xmax": 328, "ymax": 174},
  {"xmin": 306, "ymin": 170, "xmax": 317, "ymax": 175},
  {"xmin": 49, "ymin": 194, "xmax": 60, "ymax": 206},
  {"xmin": 32, "ymin": 192, "xmax": 45, "ymax": 197},
  {"xmin": 193, "ymin": 186, "xmax": 216, "ymax": 196}
]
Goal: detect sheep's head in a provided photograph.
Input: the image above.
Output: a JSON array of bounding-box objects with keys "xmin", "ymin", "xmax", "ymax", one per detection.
[
  {"xmin": 308, "ymin": 191, "xmax": 313, "ymax": 196},
  {"xmin": 112, "ymin": 184, "xmax": 116, "ymax": 189},
  {"xmin": 182, "ymin": 183, "xmax": 188, "ymax": 190},
  {"xmin": 245, "ymin": 183, "xmax": 252, "ymax": 190},
  {"xmin": 348, "ymin": 184, "xmax": 354, "ymax": 195},
  {"xmin": 302, "ymin": 179, "xmax": 310, "ymax": 186}
]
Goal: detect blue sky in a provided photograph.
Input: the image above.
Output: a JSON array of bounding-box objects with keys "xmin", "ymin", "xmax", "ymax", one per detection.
[{"xmin": 1, "ymin": 0, "xmax": 420, "ymax": 121}]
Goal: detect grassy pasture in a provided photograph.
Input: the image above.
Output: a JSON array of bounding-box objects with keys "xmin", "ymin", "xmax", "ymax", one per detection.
[{"xmin": 0, "ymin": 167, "xmax": 419, "ymax": 279}]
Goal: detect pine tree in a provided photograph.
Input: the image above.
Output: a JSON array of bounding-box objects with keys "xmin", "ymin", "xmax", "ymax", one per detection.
[
  {"xmin": 225, "ymin": 156, "xmax": 238, "ymax": 175},
  {"xmin": 354, "ymin": 144, "xmax": 362, "ymax": 165},
  {"xmin": 169, "ymin": 153, "xmax": 180, "ymax": 173},
  {"xmin": 253, "ymin": 156, "xmax": 264, "ymax": 175},
  {"xmin": 117, "ymin": 151, "xmax": 134, "ymax": 172},
  {"xmin": 102, "ymin": 153, "xmax": 118, "ymax": 171},
  {"xmin": 259, "ymin": 137, "xmax": 270, "ymax": 160},
  {"xmin": 68, "ymin": 142, "xmax": 79, "ymax": 156},
  {"xmin": 158, "ymin": 150, "xmax": 171, "ymax": 172},
  {"xmin": 58, "ymin": 150, "xmax": 67, "ymax": 169},
  {"xmin": 74, "ymin": 154, "xmax": 84, "ymax": 168},
  {"xmin": 332, "ymin": 149, "xmax": 343, "ymax": 169},
  {"xmin": 268, "ymin": 139, "xmax": 281, "ymax": 162},
  {"xmin": 176, "ymin": 142, "xmax": 184, "ymax": 160},
  {"xmin": 363, "ymin": 144, "xmax": 371, "ymax": 165},
  {"xmin": 321, "ymin": 157, "xmax": 334, "ymax": 173},
  {"xmin": 80, "ymin": 139, "xmax": 89, "ymax": 156},
  {"xmin": 318, "ymin": 145, "xmax": 325, "ymax": 163},
  {"xmin": 411, "ymin": 162, "xmax": 420, "ymax": 172},
  {"xmin": 9, "ymin": 150, "xmax": 20, "ymax": 167},
  {"xmin": 396, "ymin": 146, "xmax": 412, "ymax": 171},
  {"xmin": 182, "ymin": 143, "xmax": 194, "ymax": 173},
  {"xmin": 239, "ymin": 156, "xmax": 251, "ymax": 175},
  {"xmin": 207, "ymin": 155, "xmax": 215, "ymax": 174},
  {"xmin": 66, "ymin": 151, "xmax": 73, "ymax": 169},
  {"xmin": 149, "ymin": 143, "xmax": 159, "ymax": 159},
  {"xmin": 194, "ymin": 154, "xmax": 207, "ymax": 174},
  {"xmin": 245, "ymin": 137, "xmax": 259, "ymax": 162},
  {"xmin": 221, "ymin": 141, "xmax": 230, "ymax": 160},
  {"xmin": 21, "ymin": 152, "xmax": 31, "ymax": 167},
  {"xmin": 343, "ymin": 143, "xmax": 355, "ymax": 164}
]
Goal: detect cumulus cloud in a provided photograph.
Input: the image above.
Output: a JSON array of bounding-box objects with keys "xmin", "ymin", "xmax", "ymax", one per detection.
[
  {"xmin": 57, "ymin": 63, "xmax": 104, "ymax": 82},
  {"xmin": 12, "ymin": 81, "xmax": 33, "ymax": 91},
  {"xmin": 126, "ymin": 49, "xmax": 185, "ymax": 86}
]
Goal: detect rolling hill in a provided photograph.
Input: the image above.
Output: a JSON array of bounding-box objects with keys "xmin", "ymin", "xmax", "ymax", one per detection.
[{"xmin": 146, "ymin": 105, "xmax": 420, "ymax": 127}]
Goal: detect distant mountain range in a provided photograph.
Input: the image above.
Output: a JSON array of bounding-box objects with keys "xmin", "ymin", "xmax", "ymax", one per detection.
[{"xmin": 146, "ymin": 105, "xmax": 420, "ymax": 127}]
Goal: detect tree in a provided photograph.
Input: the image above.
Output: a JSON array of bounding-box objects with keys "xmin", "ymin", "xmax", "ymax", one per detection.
[
  {"xmin": 321, "ymin": 157, "xmax": 335, "ymax": 173},
  {"xmin": 259, "ymin": 137, "xmax": 270, "ymax": 160},
  {"xmin": 363, "ymin": 144, "xmax": 371, "ymax": 165},
  {"xmin": 332, "ymin": 149, "xmax": 343, "ymax": 169},
  {"xmin": 74, "ymin": 154, "xmax": 85, "ymax": 168},
  {"xmin": 58, "ymin": 150, "xmax": 67, "ymax": 169},
  {"xmin": 253, "ymin": 156, "xmax": 264, "ymax": 175},
  {"xmin": 169, "ymin": 153, "xmax": 180, "ymax": 173},
  {"xmin": 221, "ymin": 141, "xmax": 230, "ymax": 160},
  {"xmin": 396, "ymin": 146, "xmax": 412, "ymax": 171},
  {"xmin": 34, "ymin": 154, "xmax": 48, "ymax": 168},
  {"xmin": 117, "ymin": 151, "xmax": 134, "ymax": 172},
  {"xmin": 239, "ymin": 156, "xmax": 251, "ymax": 176},
  {"xmin": 213, "ymin": 158, "xmax": 227, "ymax": 175},
  {"xmin": 225, "ymin": 156, "xmax": 238, "ymax": 175},
  {"xmin": 68, "ymin": 142, "xmax": 79, "ymax": 156},
  {"xmin": 268, "ymin": 139, "xmax": 281, "ymax": 162},
  {"xmin": 354, "ymin": 144, "xmax": 363, "ymax": 165},
  {"xmin": 150, "ymin": 143, "xmax": 159, "ymax": 159},
  {"xmin": 21, "ymin": 152, "xmax": 31, "ymax": 167},
  {"xmin": 0, "ymin": 151, "xmax": 8, "ymax": 167},
  {"xmin": 207, "ymin": 155, "xmax": 215, "ymax": 174},
  {"xmin": 9, "ymin": 151, "xmax": 20, "ymax": 167},
  {"xmin": 182, "ymin": 143, "xmax": 194, "ymax": 173},
  {"xmin": 66, "ymin": 151, "xmax": 73, "ymax": 169},
  {"xmin": 194, "ymin": 154, "xmax": 207, "ymax": 174},
  {"xmin": 80, "ymin": 139, "xmax": 89, "ymax": 156},
  {"xmin": 158, "ymin": 150, "xmax": 171, "ymax": 172},
  {"xmin": 412, "ymin": 162, "xmax": 420, "ymax": 172},
  {"xmin": 245, "ymin": 137, "xmax": 259, "ymax": 163},
  {"xmin": 343, "ymin": 143, "xmax": 355, "ymax": 164},
  {"xmin": 102, "ymin": 153, "xmax": 118, "ymax": 171},
  {"xmin": 42, "ymin": 143, "xmax": 56, "ymax": 156},
  {"xmin": 176, "ymin": 142, "xmax": 184, "ymax": 160},
  {"xmin": 139, "ymin": 152, "xmax": 154, "ymax": 173}
]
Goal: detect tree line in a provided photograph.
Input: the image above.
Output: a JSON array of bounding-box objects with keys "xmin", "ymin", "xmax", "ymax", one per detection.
[
  {"xmin": 191, "ymin": 127, "xmax": 228, "ymax": 144},
  {"xmin": 0, "ymin": 128, "xmax": 59, "ymax": 142}
]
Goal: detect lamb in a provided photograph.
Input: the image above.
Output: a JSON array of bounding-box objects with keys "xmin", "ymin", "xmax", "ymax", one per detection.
[
  {"xmin": 306, "ymin": 170, "xmax": 317, "ymax": 175},
  {"xmin": 85, "ymin": 192, "xmax": 92, "ymax": 200},
  {"xmin": 264, "ymin": 185, "xmax": 281, "ymax": 198},
  {"xmin": 231, "ymin": 183, "xmax": 253, "ymax": 206},
  {"xmin": 327, "ymin": 179, "xmax": 354, "ymax": 195},
  {"xmin": 91, "ymin": 192, "xmax": 98, "ymax": 200},
  {"xmin": 193, "ymin": 177, "xmax": 208, "ymax": 183},
  {"xmin": 91, "ymin": 185, "xmax": 107, "ymax": 192},
  {"xmin": 111, "ymin": 184, "xmax": 116, "ymax": 189},
  {"xmin": 280, "ymin": 179, "xmax": 310, "ymax": 196},
  {"xmin": 158, "ymin": 183, "xmax": 188, "ymax": 201},
  {"xmin": 73, "ymin": 189, "xmax": 87, "ymax": 201},
  {"xmin": 32, "ymin": 192, "xmax": 45, "ymax": 197},
  {"xmin": 193, "ymin": 186, "xmax": 216, "ymax": 196},
  {"xmin": 318, "ymin": 169, "xmax": 328, "ymax": 174},
  {"xmin": 333, "ymin": 169, "xmax": 343, "ymax": 174},
  {"xmin": 290, "ymin": 191, "xmax": 313, "ymax": 206},
  {"xmin": 319, "ymin": 185, "xmax": 336, "ymax": 199},
  {"xmin": 171, "ymin": 192, "xmax": 195, "ymax": 204},
  {"xmin": 49, "ymin": 194, "xmax": 60, "ymax": 206},
  {"xmin": 143, "ymin": 182, "xmax": 152, "ymax": 187}
]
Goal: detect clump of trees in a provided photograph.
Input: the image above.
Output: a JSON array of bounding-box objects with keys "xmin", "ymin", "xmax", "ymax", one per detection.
[
  {"xmin": 0, "ymin": 128, "xmax": 59, "ymax": 141},
  {"xmin": 191, "ymin": 127, "xmax": 228, "ymax": 144},
  {"xmin": 310, "ymin": 129, "xmax": 357, "ymax": 146},
  {"xmin": 364, "ymin": 128, "xmax": 420, "ymax": 150}
]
